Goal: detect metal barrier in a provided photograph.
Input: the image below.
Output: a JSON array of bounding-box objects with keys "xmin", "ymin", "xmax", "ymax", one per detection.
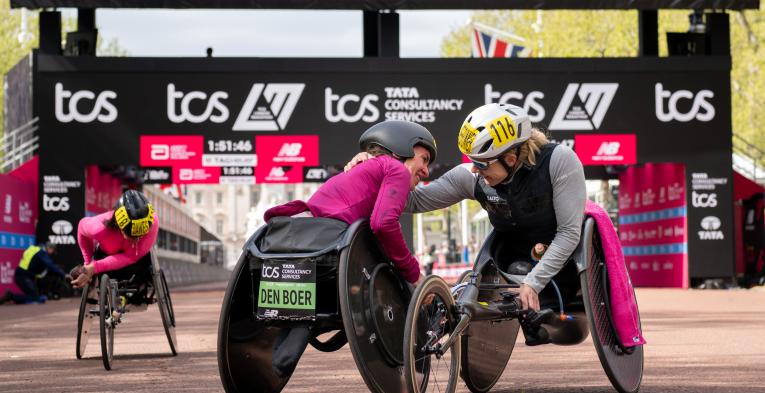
[
  {"xmin": 157, "ymin": 256, "xmax": 231, "ymax": 287},
  {"xmin": 0, "ymin": 118, "xmax": 38, "ymax": 173}
]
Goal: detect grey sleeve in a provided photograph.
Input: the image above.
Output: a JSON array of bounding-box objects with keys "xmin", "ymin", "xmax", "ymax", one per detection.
[
  {"xmin": 405, "ymin": 164, "xmax": 476, "ymax": 213},
  {"xmin": 523, "ymin": 145, "xmax": 587, "ymax": 293}
]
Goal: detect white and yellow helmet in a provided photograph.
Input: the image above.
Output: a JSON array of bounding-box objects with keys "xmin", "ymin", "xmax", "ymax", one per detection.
[{"xmin": 457, "ymin": 103, "xmax": 533, "ymax": 161}]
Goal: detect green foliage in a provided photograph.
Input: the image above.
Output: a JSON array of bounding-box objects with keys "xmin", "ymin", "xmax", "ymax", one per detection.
[{"xmin": 441, "ymin": 8, "xmax": 765, "ymax": 162}]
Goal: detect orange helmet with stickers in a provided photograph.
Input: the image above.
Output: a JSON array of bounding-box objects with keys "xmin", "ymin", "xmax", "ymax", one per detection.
[
  {"xmin": 457, "ymin": 103, "xmax": 532, "ymax": 161},
  {"xmin": 113, "ymin": 190, "xmax": 155, "ymax": 238}
]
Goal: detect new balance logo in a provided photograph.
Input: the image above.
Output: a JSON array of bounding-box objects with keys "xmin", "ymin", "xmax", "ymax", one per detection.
[
  {"xmin": 233, "ymin": 83, "xmax": 305, "ymax": 131},
  {"xmin": 278, "ymin": 143, "xmax": 302, "ymax": 157},
  {"xmin": 596, "ymin": 142, "xmax": 620, "ymax": 156},
  {"xmin": 549, "ymin": 83, "xmax": 618, "ymax": 130}
]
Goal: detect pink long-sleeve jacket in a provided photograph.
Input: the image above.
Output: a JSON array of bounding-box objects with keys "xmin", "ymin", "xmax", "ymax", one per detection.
[
  {"xmin": 264, "ymin": 155, "xmax": 420, "ymax": 283},
  {"xmin": 77, "ymin": 210, "xmax": 159, "ymax": 274}
]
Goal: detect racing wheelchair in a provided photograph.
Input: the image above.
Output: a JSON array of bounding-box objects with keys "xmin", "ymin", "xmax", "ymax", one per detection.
[
  {"xmin": 75, "ymin": 248, "xmax": 177, "ymax": 370},
  {"xmin": 402, "ymin": 216, "xmax": 644, "ymax": 393},
  {"xmin": 218, "ymin": 217, "xmax": 415, "ymax": 393}
]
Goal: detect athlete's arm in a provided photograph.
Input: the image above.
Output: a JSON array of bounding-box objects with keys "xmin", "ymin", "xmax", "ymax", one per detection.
[
  {"xmin": 405, "ymin": 164, "xmax": 476, "ymax": 213},
  {"xmin": 523, "ymin": 146, "xmax": 586, "ymax": 293}
]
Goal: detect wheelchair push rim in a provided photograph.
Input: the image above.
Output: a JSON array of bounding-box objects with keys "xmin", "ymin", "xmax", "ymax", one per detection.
[
  {"xmin": 155, "ymin": 269, "xmax": 178, "ymax": 355},
  {"xmin": 76, "ymin": 282, "xmax": 94, "ymax": 359},
  {"xmin": 99, "ymin": 275, "xmax": 115, "ymax": 371},
  {"xmin": 403, "ymin": 275, "xmax": 461, "ymax": 393},
  {"xmin": 581, "ymin": 229, "xmax": 644, "ymax": 393}
]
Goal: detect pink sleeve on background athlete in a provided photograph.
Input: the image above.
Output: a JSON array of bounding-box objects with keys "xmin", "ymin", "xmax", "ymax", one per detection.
[
  {"xmin": 92, "ymin": 214, "xmax": 159, "ymax": 274},
  {"xmin": 77, "ymin": 216, "xmax": 99, "ymax": 265},
  {"xmin": 369, "ymin": 161, "xmax": 421, "ymax": 284}
]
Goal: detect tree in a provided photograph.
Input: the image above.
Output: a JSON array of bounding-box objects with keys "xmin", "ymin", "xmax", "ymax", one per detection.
[{"xmin": 440, "ymin": 8, "xmax": 765, "ymax": 164}]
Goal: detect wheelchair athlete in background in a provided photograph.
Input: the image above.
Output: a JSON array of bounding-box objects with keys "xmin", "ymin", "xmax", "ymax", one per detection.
[{"xmin": 217, "ymin": 120, "xmax": 439, "ymax": 393}]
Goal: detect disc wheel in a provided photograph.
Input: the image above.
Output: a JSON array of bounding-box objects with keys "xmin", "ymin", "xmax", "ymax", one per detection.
[
  {"xmin": 76, "ymin": 283, "xmax": 95, "ymax": 359},
  {"xmin": 459, "ymin": 265, "xmax": 519, "ymax": 393},
  {"xmin": 403, "ymin": 276, "xmax": 461, "ymax": 393},
  {"xmin": 156, "ymin": 269, "xmax": 178, "ymax": 355},
  {"xmin": 580, "ymin": 225, "xmax": 644, "ymax": 393},
  {"xmin": 99, "ymin": 275, "xmax": 115, "ymax": 371}
]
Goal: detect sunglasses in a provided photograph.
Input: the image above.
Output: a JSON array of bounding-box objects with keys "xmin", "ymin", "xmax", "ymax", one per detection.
[{"xmin": 470, "ymin": 158, "xmax": 499, "ymax": 170}]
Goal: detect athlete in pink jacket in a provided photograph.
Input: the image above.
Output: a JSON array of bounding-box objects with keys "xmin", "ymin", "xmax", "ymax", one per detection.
[
  {"xmin": 71, "ymin": 190, "xmax": 158, "ymax": 288},
  {"xmin": 264, "ymin": 120, "xmax": 437, "ymax": 285}
]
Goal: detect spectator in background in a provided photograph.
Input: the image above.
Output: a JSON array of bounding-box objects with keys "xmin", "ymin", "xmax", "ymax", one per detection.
[{"xmin": 1, "ymin": 243, "xmax": 65, "ymax": 304}]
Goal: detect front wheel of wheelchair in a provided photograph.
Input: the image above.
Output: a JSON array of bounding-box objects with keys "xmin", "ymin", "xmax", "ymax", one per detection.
[
  {"xmin": 580, "ymin": 224, "xmax": 643, "ymax": 393},
  {"xmin": 156, "ymin": 269, "xmax": 178, "ymax": 355},
  {"xmin": 99, "ymin": 275, "xmax": 115, "ymax": 371},
  {"xmin": 76, "ymin": 282, "xmax": 94, "ymax": 359},
  {"xmin": 403, "ymin": 276, "xmax": 461, "ymax": 393}
]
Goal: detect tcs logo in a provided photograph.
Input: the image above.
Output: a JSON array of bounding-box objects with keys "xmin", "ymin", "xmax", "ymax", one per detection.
[
  {"xmin": 655, "ymin": 83, "xmax": 715, "ymax": 122},
  {"xmin": 55, "ymin": 83, "xmax": 117, "ymax": 123},
  {"xmin": 262, "ymin": 266, "xmax": 280, "ymax": 279},
  {"xmin": 325, "ymin": 87, "xmax": 380, "ymax": 123}
]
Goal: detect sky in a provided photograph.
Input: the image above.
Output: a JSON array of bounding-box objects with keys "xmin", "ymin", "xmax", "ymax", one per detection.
[{"xmin": 59, "ymin": 9, "xmax": 474, "ymax": 57}]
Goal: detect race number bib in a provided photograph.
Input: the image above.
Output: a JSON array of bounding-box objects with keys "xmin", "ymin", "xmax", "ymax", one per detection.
[{"xmin": 257, "ymin": 260, "xmax": 317, "ymax": 320}]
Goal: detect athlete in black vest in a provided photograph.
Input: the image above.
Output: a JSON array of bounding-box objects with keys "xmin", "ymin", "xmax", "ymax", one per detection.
[{"xmin": 346, "ymin": 103, "xmax": 586, "ymax": 311}]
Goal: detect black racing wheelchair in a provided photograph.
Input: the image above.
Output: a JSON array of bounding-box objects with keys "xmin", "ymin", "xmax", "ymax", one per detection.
[
  {"xmin": 75, "ymin": 248, "xmax": 177, "ymax": 370},
  {"xmin": 218, "ymin": 217, "xmax": 416, "ymax": 393},
  {"xmin": 402, "ymin": 216, "xmax": 644, "ymax": 393}
]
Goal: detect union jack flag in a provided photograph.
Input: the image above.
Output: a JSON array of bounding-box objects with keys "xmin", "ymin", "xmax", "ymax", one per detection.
[{"xmin": 471, "ymin": 23, "xmax": 531, "ymax": 58}]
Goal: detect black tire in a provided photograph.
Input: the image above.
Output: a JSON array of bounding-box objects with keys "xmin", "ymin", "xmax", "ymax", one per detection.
[
  {"xmin": 156, "ymin": 269, "xmax": 178, "ymax": 355},
  {"xmin": 459, "ymin": 265, "xmax": 519, "ymax": 393},
  {"xmin": 217, "ymin": 251, "xmax": 292, "ymax": 393},
  {"xmin": 76, "ymin": 282, "xmax": 93, "ymax": 359},
  {"xmin": 308, "ymin": 330, "xmax": 347, "ymax": 352},
  {"xmin": 99, "ymin": 275, "xmax": 115, "ymax": 371},
  {"xmin": 403, "ymin": 276, "xmax": 461, "ymax": 393},
  {"xmin": 580, "ymin": 225, "xmax": 644, "ymax": 393}
]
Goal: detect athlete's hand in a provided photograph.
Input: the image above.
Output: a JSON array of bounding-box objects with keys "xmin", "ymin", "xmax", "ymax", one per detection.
[
  {"xmin": 519, "ymin": 283, "xmax": 540, "ymax": 312},
  {"xmin": 71, "ymin": 264, "xmax": 95, "ymax": 288},
  {"xmin": 344, "ymin": 152, "xmax": 372, "ymax": 172}
]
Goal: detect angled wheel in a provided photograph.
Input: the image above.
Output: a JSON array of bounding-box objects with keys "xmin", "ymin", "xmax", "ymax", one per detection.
[
  {"xmin": 76, "ymin": 283, "xmax": 95, "ymax": 359},
  {"xmin": 580, "ymin": 221, "xmax": 643, "ymax": 393},
  {"xmin": 218, "ymin": 251, "xmax": 293, "ymax": 393},
  {"xmin": 99, "ymin": 275, "xmax": 115, "ymax": 371},
  {"xmin": 403, "ymin": 275, "xmax": 461, "ymax": 393},
  {"xmin": 460, "ymin": 264, "xmax": 519, "ymax": 393},
  {"xmin": 156, "ymin": 269, "xmax": 178, "ymax": 355}
]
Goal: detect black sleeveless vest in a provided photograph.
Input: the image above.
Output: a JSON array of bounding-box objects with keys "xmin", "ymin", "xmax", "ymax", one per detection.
[{"xmin": 474, "ymin": 143, "xmax": 558, "ymax": 260}]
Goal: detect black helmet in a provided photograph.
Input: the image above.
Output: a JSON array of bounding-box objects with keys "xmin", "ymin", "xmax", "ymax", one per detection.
[
  {"xmin": 113, "ymin": 190, "xmax": 155, "ymax": 238},
  {"xmin": 359, "ymin": 120, "xmax": 437, "ymax": 164}
]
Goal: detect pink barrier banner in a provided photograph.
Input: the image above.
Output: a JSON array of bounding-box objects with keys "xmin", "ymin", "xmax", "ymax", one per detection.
[
  {"xmin": 575, "ymin": 134, "xmax": 636, "ymax": 166},
  {"xmin": 140, "ymin": 135, "xmax": 204, "ymax": 167},
  {"xmin": 256, "ymin": 135, "xmax": 319, "ymax": 166},
  {"xmin": 619, "ymin": 163, "xmax": 688, "ymax": 288},
  {"xmin": 0, "ymin": 174, "xmax": 37, "ymax": 295}
]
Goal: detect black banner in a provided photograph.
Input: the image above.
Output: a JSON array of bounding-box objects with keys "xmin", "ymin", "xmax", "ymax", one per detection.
[{"xmin": 34, "ymin": 55, "xmax": 735, "ymax": 278}]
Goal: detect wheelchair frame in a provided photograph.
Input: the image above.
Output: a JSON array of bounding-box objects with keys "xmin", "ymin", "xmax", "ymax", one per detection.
[
  {"xmin": 75, "ymin": 248, "xmax": 177, "ymax": 370},
  {"xmin": 403, "ymin": 216, "xmax": 644, "ymax": 393}
]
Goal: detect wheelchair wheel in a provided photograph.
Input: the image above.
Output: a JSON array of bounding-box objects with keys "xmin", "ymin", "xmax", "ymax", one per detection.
[
  {"xmin": 76, "ymin": 283, "xmax": 94, "ymax": 359},
  {"xmin": 580, "ymin": 223, "xmax": 643, "ymax": 393},
  {"xmin": 308, "ymin": 330, "xmax": 347, "ymax": 352},
  {"xmin": 155, "ymin": 269, "xmax": 178, "ymax": 355},
  {"xmin": 218, "ymin": 251, "xmax": 292, "ymax": 393},
  {"xmin": 403, "ymin": 276, "xmax": 461, "ymax": 393},
  {"xmin": 99, "ymin": 275, "xmax": 115, "ymax": 371},
  {"xmin": 338, "ymin": 223, "xmax": 410, "ymax": 393},
  {"xmin": 460, "ymin": 265, "xmax": 520, "ymax": 393}
]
